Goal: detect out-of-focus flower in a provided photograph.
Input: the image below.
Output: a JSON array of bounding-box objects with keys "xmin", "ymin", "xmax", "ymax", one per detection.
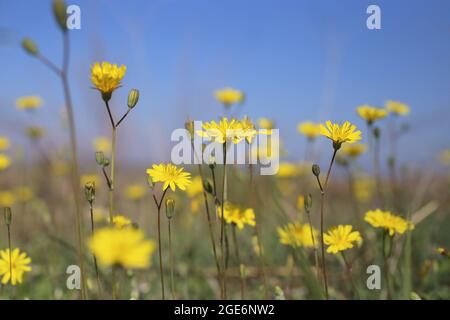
[
  {"xmin": 217, "ymin": 202, "xmax": 256, "ymax": 230},
  {"xmin": 386, "ymin": 100, "xmax": 410, "ymax": 116},
  {"xmin": 252, "ymin": 235, "xmax": 264, "ymax": 256},
  {"xmin": 324, "ymin": 225, "xmax": 362, "ymax": 254},
  {"xmin": 197, "ymin": 117, "xmax": 245, "ymax": 144},
  {"xmin": 353, "ymin": 175, "xmax": 374, "ymax": 203},
  {"xmin": 146, "ymin": 163, "xmax": 191, "ymax": 192},
  {"xmin": 214, "ymin": 87, "xmax": 244, "ymax": 106},
  {"xmin": 90, "ymin": 62, "xmax": 126, "ymax": 100},
  {"xmin": 437, "ymin": 247, "xmax": 450, "ymax": 258},
  {"xmin": 357, "ymin": 105, "xmax": 387, "ymax": 124},
  {"xmin": 0, "ymin": 154, "xmax": 11, "ymax": 171},
  {"xmin": 277, "ymin": 222, "xmax": 317, "ymax": 248},
  {"xmin": 0, "ymin": 191, "xmax": 15, "ymax": 207},
  {"xmin": 185, "ymin": 176, "xmax": 203, "ymax": 198},
  {"xmin": 93, "ymin": 136, "xmax": 111, "ymax": 154},
  {"xmin": 16, "ymin": 96, "xmax": 42, "ymax": 111},
  {"xmin": 190, "ymin": 197, "xmax": 201, "ymax": 214},
  {"xmin": 240, "ymin": 116, "xmax": 259, "ymax": 144},
  {"xmin": 124, "ymin": 184, "xmax": 146, "ymax": 201},
  {"xmin": 0, "ymin": 137, "xmax": 11, "ymax": 151},
  {"xmin": 277, "ymin": 162, "xmax": 300, "ymax": 178},
  {"xmin": 80, "ymin": 174, "xmax": 102, "ymax": 188},
  {"xmin": 341, "ymin": 143, "xmax": 367, "ymax": 159},
  {"xmin": 319, "ymin": 121, "xmax": 362, "ymax": 149},
  {"xmin": 257, "ymin": 118, "xmax": 274, "ymax": 130},
  {"xmin": 0, "ymin": 248, "xmax": 32, "ymax": 285},
  {"xmin": 112, "ymin": 215, "xmax": 132, "ymax": 228},
  {"xmin": 438, "ymin": 150, "xmax": 450, "ymax": 166},
  {"xmin": 297, "ymin": 121, "xmax": 321, "ymax": 140},
  {"xmin": 14, "ymin": 186, "xmax": 34, "ymax": 203},
  {"xmin": 25, "ymin": 126, "xmax": 46, "ymax": 141},
  {"xmin": 364, "ymin": 209, "xmax": 414, "ymax": 236},
  {"xmin": 52, "ymin": 160, "xmax": 70, "ymax": 176},
  {"xmin": 89, "ymin": 227, "xmax": 155, "ymax": 269},
  {"xmin": 297, "ymin": 195, "xmax": 305, "ymax": 212}
]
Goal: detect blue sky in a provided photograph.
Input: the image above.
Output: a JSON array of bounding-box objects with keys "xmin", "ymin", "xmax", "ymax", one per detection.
[{"xmin": 0, "ymin": 0, "xmax": 449, "ymax": 169}]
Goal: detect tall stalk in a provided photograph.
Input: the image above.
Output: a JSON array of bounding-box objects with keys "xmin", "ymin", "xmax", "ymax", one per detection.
[{"xmin": 220, "ymin": 142, "xmax": 228, "ymax": 299}]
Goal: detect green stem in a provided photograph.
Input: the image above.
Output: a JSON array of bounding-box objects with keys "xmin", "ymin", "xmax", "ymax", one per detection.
[
  {"xmin": 168, "ymin": 218, "xmax": 175, "ymax": 299},
  {"xmin": 232, "ymin": 225, "xmax": 245, "ymax": 299},
  {"xmin": 220, "ymin": 142, "xmax": 227, "ymax": 299},
  {"xmin": 153, "ymin": 188, "xmax": 168, "ymax": 299},
  {"xmin": 89, "ymin": 203, "xmax": 102, "ymax": 296}
]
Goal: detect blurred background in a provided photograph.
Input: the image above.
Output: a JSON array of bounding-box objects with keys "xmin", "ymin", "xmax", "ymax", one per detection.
[{"xmin": 0, "ymin": 0, "xmax": 449, "ymax": 169}]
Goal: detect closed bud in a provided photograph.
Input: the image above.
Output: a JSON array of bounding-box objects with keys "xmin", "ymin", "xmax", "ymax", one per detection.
[
  {"xmin": 184, "ymin": 119, "xmax": 194, "ymax": 138},
  {"xmin": 4, "ymin": 207, "xmax": 12, "ymax": 226},
  {"xmin": 304, "ymin": 194, "xmax": 312, "ymax": 212},
  {"xmin": 22, "ymin": 38, "xmax": 39, "ymax": 56},
  {"xmin": 127, "ymin": 89, "xmax": 139, "ymax": 109},
  {"xmin": 208, "ymin": 156, "xmax": 216, "ymax": 170},
  {"xmin": 103, "ymin": 158, "xmax": 110, "ymax": 167},
  {"xmin": 95, "ymin": 151, "xmax": 105, "ymax": 166},
  {"xmin": 53, "ymin": 0, "xmax": 68, "ymax": 32},
  {"xmin": 312, "ymin": 164, "xmax": 321, "ymax": 177},
  {"xmin": 203, "ymin": 180, "xmax": 213, "ymax": 194},
  {"xmin": 165, "ymin": 198, "xmax": 175, "ymax": 219},
  {"xmin": 84, "ymin": 182, "xmax": 95, "ymax": 203}
]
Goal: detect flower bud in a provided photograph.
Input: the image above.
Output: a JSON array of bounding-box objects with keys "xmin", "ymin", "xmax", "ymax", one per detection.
[
  {"xmin": 53, "ymin": 0, "xmax": 68, "ymax": 32},
  {"xmin": 103, "ymin": 158, "xmax": 110, "ymax": 167},
  {"xmin": 84, "ymin": 182, "xmax": 95, "ymax": 203},
  {"xmin": 304, "ymin": 194, "xmax": 312, "ymax": 212},
  {"xmin": 165, "ymin": 198, "xmax": 175, "ymax": 219},
  {"xmin": 203, "ymin": 180, "xmax": 213, "ymax": 194},
  {"xmin": 185, "ymin": 119, "xmax": 194, "ymax": 139},
  {"xmin": 4, "ymin": 207, "xmax": 12, "ymax": 225},
  {"xmin": 95, "ymin": 151, "xmax": 105, "ymax": 166},
  {"xmin": 208, "ymin": 156, "xmax": 216, "ymax": 170},
  {"xmin": 127, "ymin": 89, "xmax": 139, "ymax": 109},
  {"xmin": 312, "ymin": 164, "xmax": 321, "ymax": 177},
  {"xmin": 22, "ymin": 38, "xmax": 39, "ymax": 56}
]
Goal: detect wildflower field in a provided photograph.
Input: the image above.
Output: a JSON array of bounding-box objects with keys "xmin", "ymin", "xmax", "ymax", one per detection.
[{"xmin": 0, "ymin": 0, "xmax": 449, "ymax": 301}]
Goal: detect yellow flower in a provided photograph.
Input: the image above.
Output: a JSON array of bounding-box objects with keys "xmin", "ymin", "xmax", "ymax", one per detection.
[
  {"xmin": 297, "ymin": 121, "xmax": 321, "ymax": 140},
  {"xmin": 146, "ymin": 163, "xmax": 191, "ymax": 192},
  {"xmin": 257, "ymin": 118, "xmax": 274, "ymax": 130},
  {"xmin": 386, "ymin": 100, "xmax": 410, "ymax": 116},
  {"xmin": 112, "ymin": 215, "xmax": 132, "ymax": 228},
  {"xmin": 197, "ymin": 117, "xmax": 245, "ymax": 144},
  {"xmin": 124, "ymin": 184, "xmax": 146, "ymax": 201},
  {"xmin": 80, "ymin": 174, "xmax": 102, "ymax": 188},
  {"xmin": 341, "ymin": 143, "xmax": 367, "ymax": 159},
  {"xmin": 190, "ymin": 197, "xmax": 201, "ymax": 214},
  {"xmin": 52, "ymin": 160, "xmax": 70, "ymax": 176},
  {"xmin": 353, "ymin": 175, "xmax": 374, "ymax": 203},
  {"xmin": 364, "ymin": 209, "xmax": 414, "ymax": 236},
  {"xmin": 319, "ymin": 120, "xmax": 362, "ymax": 148},
  {"xmin": 0, "ymin": 248, "xmax": 32, "ymax": 285},
  {"xmin": 218, "ymin": 202, "xmax": 256, "ymax": 230},
  {"xmin": 240, "ymin": 116, "xmax": 259, "ymax": 144},
  {"xmin": 16, "ymin": 96, "xmax": 42, "ymax": 110},
  {"xmin": 90, "ymin": 61, "xmax": 126, "ymax": 97},
  {"xmin": 0, "ymin": 136, "xmax": 11, "ymax": 151},
  {"xmin": 93, "ymin": 136, "xmax": 111, "ymax": 154},
  {"xmin": 324, "ymin": 225, "xmax": 362, "ymax": 254},
  {"xmin": 0, "ymin": 191, "xmax": 15, "ymax": 207},
  {"xmin": 277, "ymin": 222, "xmax": 318, "ymax": 248},
  {"xmin": 186, "ymin": 176, "xmax": 203, "ymax": 198},
  {"xmin": 0, "ymin": 154, "xmax": 11, "ymax": 171},
  {"xmin": 89, "ymin": 227, "xmax": 155, "ymax": 269},
  {"xmin": 14, "ymin": 186, "xmax": 34, "ymax": 203},
  {"xmin": 277, "ymin": 162, "xmax": 300, "ymax": 178},
  {"xmin": 297, "ymin": 195, "xmax": 305, "ymax": 211},
  {"xmin": 214, "ymin": 87, "xmax": 244, "ymax": 106},
  {"xmin": 357, "ymin": 105, "xmax": 387, "ymax": 124}
]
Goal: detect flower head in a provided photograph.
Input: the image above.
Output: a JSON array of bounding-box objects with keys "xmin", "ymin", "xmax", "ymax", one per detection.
[
  {"xmin": 0, "ymin": 248, "xmax": 32, "ymax": 285},
  {"xmin": 297, "ymin": 121, "xmax": 321, "ymax": 140},
  {"xmin": 214, "ymin": 87, "xmax": 244, "ymax": 106},
  {"xmin": 218, "ymin": 202, "xmax": 256, "ymax": 230},
  {"xmin": 80, "ymin": 174, "xmax": 102, "ymax": 188},
  {"xmin": 90, "ymin": 62, "xmax": 126, "ymax": 99},
  {"xmin": 89, "ymin": 227, "xmax": 155, "ymax": 269},
  {"xmin": 124, "ymin": 184, "xmax": 146, "ymax": 201},
  {"xmin": 365, "ymin": 209, "xmax": 414, "ymax": 236},
  {"xmin": 14, "ymin": 186, "xmax": 34, "ymax": 203},
  {"xmin": 16, "ymin": 96, "xmax": 42, "ymax": 111},
  {"xmin": 277, "ymin": 222, "xmax": 318, "ymax": 248},
  {"xmin": 357, "ymin": 105, "xmax": 387, "ymax": 124},
  {"xmin": 0, "ymin": 136, "xmax": 11, "ymax": 151},
  {"xmin": 341, "ymin": 143, "xmax": 367, "ymax": 159},
  {"xmin": 257, "ymin": 118, "xmax": 274, "ymax": 130},
  {"xmin": 0, "ymin": 154, "xmax": 11, "ymax": 171},
  {"xmin": 112, "ymin": 215, "xmax": 132, "ymax": 228},
  {"xmin": 386, "ymin": 100, "xmax": 410, "ymax": 116},
  {"xmin": 197, "ymin": 117, "xmax": 245, "ymax": 144},
  {"xmin": 277, "ymin": 162, "xmax": 300, "ymax": 178},
  {"xmin": 146, "ymin": 163, "xmax": 191, "ymax": 192},
  {"xmin": 0, "ymin": 191, "xmax": 15, "ymax": 207},
  {"xmin": 319, "ymin": 120, "xmax": 362, "ymax": 149},
  {"xmin": 93, "ymin": 136, "xmax": 111, "ymax": 154},
  {"xmin": 324, "ymin": 225, "xmax": 362, "ymax": 254},
  {"xmin": 185, "ymin": 176, "xmax": 203, "ymax": 198}
]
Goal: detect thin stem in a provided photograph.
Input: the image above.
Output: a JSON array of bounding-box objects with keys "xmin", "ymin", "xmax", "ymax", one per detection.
[
  {"xmin": 232, "ymin": 225, "xmax": 245, "ymax": 299},
  {"xmin": 306, "ymin": 209, "xmax": 320, "ymax": 280},
  {"xmin": 341, "ymin": 251, "xmax": 360, "ymax": 299},
  {"xmin": 220, "ymin": 142, "xmax": 227, "ymax": 299},
  {"xmin": 115, "ymin": 109, "xmax": 131, "ymax": 128},
  {"xmin": 168, "ymin": 218, "xmax": 175, "ymax": 299},
  {"xmin": 373, "ymin": 134, "xmax": 383, "ymax": 205},
  {"xmin": 89, "ymin": 202, "xmax": 102, "ymax": 296},
  {"xmin": 153, "ymin": 188, "xmax": 168, "ymax": 300},
  {"xmin": 382, "ymin": 231, "xmax": 391, "ymax": 299},
  {"xmin": 7, "ymin": 225, "xmax": 12, "ymax": 281}
]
